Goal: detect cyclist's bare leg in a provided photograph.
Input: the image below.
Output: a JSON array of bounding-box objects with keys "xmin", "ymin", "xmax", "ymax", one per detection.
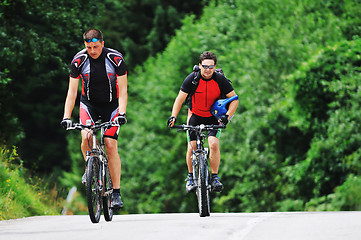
[
  {"xmin": 186, "ymin": 141, "xmax": 197, "ymax": 173},
  {"xmin": 208, "ymin": 136, "xmax": 220, "ymax": 174},
  {"xmin": 81, "ymin": 129, "xmax": 92, "ymax": 160},
  {"xmin": 104, "ymin": 138, "xmax": 121, "ymax": 189}
]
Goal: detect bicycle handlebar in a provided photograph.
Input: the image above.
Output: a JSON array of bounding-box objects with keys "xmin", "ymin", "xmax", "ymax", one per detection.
[
  {"xmin": 67, "ymin": 121, "xmax": 119, "ymax": 131},
  {"xmin": 171, "ymin": 124, "xmax": 226, "ymax": 131}
]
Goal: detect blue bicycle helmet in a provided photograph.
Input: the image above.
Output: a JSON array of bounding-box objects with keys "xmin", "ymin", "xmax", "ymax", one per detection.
[{"xmin": 211, "ymin": 95, "xmax": 239, "ymax": 119}]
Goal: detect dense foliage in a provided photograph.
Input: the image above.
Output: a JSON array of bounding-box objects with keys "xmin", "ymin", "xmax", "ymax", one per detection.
[
  {"xmin": 0, "ymin": 0, "xmax": 202, "ymax": 172},
  {"xmin": 109, "ymin": 0, "xmax": 361, "ymax": 213},
  {"xmin": 0, "ymin": 0, "xmax": 101, "ymax": 171},
  {"xmin": 98, "ymin": 0, "xmax": 204, "ymax": 69},
  {"xmin": 2, "ymin": 0, "xmax": 361, "ymax": 216}
]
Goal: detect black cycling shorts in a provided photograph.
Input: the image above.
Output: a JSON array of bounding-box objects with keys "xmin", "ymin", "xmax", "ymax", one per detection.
[
  {"xmin": 187, "ymin": 113, "xmax": 221, "ymax": 141},
  {"xmin": 79, "ymin": 100, "xmax": 119, "ymax": 140}
]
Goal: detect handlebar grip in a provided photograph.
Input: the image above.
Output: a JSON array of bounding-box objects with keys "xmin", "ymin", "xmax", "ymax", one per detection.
[{"xmin": 172, "ymin": 125, "xmax": 186, "ymax": 129}]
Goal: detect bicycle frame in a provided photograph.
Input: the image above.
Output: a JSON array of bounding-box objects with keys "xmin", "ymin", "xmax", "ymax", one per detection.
[
  {"xmin": 67, "ymin": 120, "xmax": 117, "ymax": 223},
  {"xmin": 191, "ymin": 126, "xmax": 209, "ymax": 189},
  {"xmin": 85, "ymin": 124, "xmax": 109, "ymax": 195}
]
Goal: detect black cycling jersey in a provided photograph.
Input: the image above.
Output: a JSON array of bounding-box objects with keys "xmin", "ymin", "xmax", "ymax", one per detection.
[
  {"xmin": 180, "ymin": 72, "xmax": 233, "ymax": 117},
  {"xmin": 70, "ymin": 47, "xmax": 127, "ymax": 103}
]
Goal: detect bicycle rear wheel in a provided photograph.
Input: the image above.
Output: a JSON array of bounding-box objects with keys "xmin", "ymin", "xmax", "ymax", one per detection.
[
  {"xmin": 196, "ymin": 154, "xmax": 210, "ymax": 217},
  {"xmin": 86, "ymin": 156, "xmax": 102, "ymax": 223},
  {"xmin": 103, "ymin": 162, "xmax": 113, "ymax": 221}
]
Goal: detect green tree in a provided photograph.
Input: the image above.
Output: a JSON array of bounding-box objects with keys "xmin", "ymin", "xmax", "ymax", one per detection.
[
  {"xmin": 0, "ymin": 0, "xmax": 101, "ymax": 171},
  {"xmin": 0, "ymin": 0, "xmax": 204, "ymax": 173},
  {"xmin": 97, "ymin": 0, "xmax": 204, "ymax": 69},
  {"xmin": 113, "ymin": 0, "xmax": 361, "ymax": 213},
  {"xmin": 287, "ymin": 39, "xmax": 361, "ymax": 201}
]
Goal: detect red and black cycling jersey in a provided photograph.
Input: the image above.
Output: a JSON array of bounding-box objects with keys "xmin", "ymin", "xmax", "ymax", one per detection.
[
  {"xmin": 180, "ymin": 72, "xmax": 234, "ymax": 117},
  {"xmin": 70, "ymin": 47, "xmax": 127, "ymax": 103}
]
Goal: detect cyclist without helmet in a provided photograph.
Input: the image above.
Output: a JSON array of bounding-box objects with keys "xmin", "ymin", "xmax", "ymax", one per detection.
[
  {"xmin": 61, "ymin": 28, "xmax": 127, "ymax": 209},
  {"xmin": 168, "ymin": 51, "xmax": 239, "ymax": 193}
]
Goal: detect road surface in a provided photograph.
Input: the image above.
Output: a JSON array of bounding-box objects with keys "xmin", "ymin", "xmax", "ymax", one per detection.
[{"xmin": 1, "ymin": 211, "xmax": 360, "ymax": 240}]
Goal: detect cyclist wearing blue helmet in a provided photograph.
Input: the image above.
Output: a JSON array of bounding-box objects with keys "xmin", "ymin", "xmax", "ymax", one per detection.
[{"xmin": 168, "ymin": 51, "xmax": 239, "ymax": 193}]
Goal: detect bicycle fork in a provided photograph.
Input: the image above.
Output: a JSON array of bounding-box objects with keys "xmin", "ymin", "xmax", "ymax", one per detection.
[
  {"xmin": 86, "ymin": 153, "xmax": 105, "ymax": 194},
  {"xmin": 192, "ymin": 148, "xmax": 209, "ymax": 189},
  {"xmin": 99, "ymin": 153, "xmax": 110, "ymax": 196},
  {"xmin": 99, "ymin": 153, "xmax": 113, "ymax": 197}
]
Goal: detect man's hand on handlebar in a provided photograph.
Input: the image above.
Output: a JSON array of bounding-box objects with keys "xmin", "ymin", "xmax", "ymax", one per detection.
[
  {"xmin": 61, "ymin": 118, "xmax": 72, "ymax": 129},
  {"xmin": 114, "ymin": 113, "xmax": 127, "ymax": 126},
  {"xmin": 219, "ymin": 115, "xmax": 229, "ymax": 126},
  {"xmin": 167, "ymin": 116, "xmax": 176, "ymax": 128}
]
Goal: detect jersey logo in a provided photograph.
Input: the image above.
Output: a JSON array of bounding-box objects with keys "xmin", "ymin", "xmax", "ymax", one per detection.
[
  {"xmin": 73, "ymin": 59, "xmax": 81, "ymax": 68},
  {"xmin": 107, "ymin": 53, "xmax": 123, "ymax": 67},
  {"xmin": 108, "ymin": 72, "xmax": 114, "ymax": 80},
  {"xmin": 72, "ymin": 53, "xmax": 88, "ymax": 68}
]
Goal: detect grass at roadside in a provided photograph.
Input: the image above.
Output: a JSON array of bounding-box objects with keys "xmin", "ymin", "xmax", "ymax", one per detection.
[{"xmin": 0, "ymin": 146, "xmax": 63, "ymax": 220}]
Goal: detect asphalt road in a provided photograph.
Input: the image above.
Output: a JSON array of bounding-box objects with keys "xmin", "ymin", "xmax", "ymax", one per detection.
[{"xmin": 1, "ymin": 211, "xmax": 361, "ymax": 240}]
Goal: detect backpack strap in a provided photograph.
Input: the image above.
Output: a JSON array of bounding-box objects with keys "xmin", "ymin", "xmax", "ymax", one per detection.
[
  {"xmin": 192, "ymin": 65, "xmax": 201, "ymax": 85},
  {"xmin": 184, "ymin": 65, "xmax": 201, "ymax": 106}
]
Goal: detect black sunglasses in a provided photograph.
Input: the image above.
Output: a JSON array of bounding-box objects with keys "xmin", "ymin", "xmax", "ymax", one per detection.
[
  {"xmin": 84, "ymin": 38, "xmax": 101, "ymax": 43},
  {"xmin": 202, "ymin": 65, "xmax": 215, "ymax": 69}
]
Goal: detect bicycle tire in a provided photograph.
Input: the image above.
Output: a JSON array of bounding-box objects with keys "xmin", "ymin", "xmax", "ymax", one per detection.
[
  {"xmin": 196, "ymin": 153, "xmax": 210, "ymax": 217},
  {"xmin": 103, "ymin": 163, "xmax": 113, "ymax": 222},
  {"xmin": 86, "ymin": 156, "xmax": 102, "ymax": 223}
]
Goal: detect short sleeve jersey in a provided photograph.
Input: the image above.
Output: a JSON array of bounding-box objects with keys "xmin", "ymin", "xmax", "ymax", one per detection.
[
  {"xmin": 181, "ymin": 72, "xmax": 234, "ymax": 117},
  {"xmin": 70, "ymin": 47, "xmax": 127, "ymax": 103}
]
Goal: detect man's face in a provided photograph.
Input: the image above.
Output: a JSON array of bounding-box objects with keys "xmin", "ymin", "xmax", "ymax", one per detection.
[
  {"xmin": 84, "ymin": 40, "xmax": 104, "ymax": 59},
  {"xmin": 199, "ymin": 59, "xmax": 216, "ymax": 79}
]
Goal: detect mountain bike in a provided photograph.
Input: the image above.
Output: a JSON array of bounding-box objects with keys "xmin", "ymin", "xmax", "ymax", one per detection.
[
  {"xmin": 172, "ymin": 124, "xmax": 226, "ymax": 217},
  {"xmin": 67, "ymin": 120, "xmax": 117, "ymax": 223}
]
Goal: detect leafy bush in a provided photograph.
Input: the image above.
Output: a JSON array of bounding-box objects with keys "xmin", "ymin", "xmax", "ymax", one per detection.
[
  {"xmin": 287, "ymin": 39, "xmax": 361, "ymax": 203},
  {"xmin": 0, "ymin": 146, "xmax": 61, "ymax": 220}
]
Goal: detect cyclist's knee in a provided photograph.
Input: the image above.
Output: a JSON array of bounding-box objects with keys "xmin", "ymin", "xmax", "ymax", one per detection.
[
  {"xmin": 208, "ymin": 138, "xmax": 220, "ymax": 151},
  {"xmin": 104, "ymin": 138, "xmax": 118, "ymax": 154},
  {"xmin": 187, "ymin": 141, "xmax": 196, "ymax": 152}
]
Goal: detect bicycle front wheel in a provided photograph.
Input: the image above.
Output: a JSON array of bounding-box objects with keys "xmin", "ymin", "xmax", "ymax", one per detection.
[
  {"xmin": 196, "ymin": 154, "xmax": 210, "ymax": 217},
  {"xmin": 86, "ymin": 156, "xmax": 102, "ymax": 223},
  {"xmin": 103, "ymin": 162, "xmax": 113, "ymax": 222}
]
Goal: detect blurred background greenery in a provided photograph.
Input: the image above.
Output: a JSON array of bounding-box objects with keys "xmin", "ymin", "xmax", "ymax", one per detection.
[{"xmin": 1, "ymin": 0, "xmax": 361, "ymax": 219}]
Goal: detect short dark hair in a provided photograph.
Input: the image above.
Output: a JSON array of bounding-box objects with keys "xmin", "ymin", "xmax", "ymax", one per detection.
[
  {"xmin": 199, "ymin": 51, "xmax": 217, "ymax": 65},
  {"xmin": 83, "ymin": 28, "xmax": 103, "ymax": 42}
]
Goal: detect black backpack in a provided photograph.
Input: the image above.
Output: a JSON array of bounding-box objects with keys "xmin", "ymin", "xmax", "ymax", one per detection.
[{"xmin": 185, "ymin": 65, "xmax": 230, "ymax": 105}]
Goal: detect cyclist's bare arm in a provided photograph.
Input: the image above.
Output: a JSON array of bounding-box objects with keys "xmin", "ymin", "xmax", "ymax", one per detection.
[
  {"xmin": 171, "ymin": 90, "xmax": 188, "ymax": 117},
  {"xmin": 170, "ymin": 90, "xmax": 188, "ymax": 127},
  {"xmin": 63, "ymin": 77, "xmax": 79, "ymax": 119},
  {"xmin": 225, "ymin": 90, "xmax": 239, "ymax": 118},
  {"xmin": 117, "ymin": 74, "xmax": 127, "ymax": 114}
]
